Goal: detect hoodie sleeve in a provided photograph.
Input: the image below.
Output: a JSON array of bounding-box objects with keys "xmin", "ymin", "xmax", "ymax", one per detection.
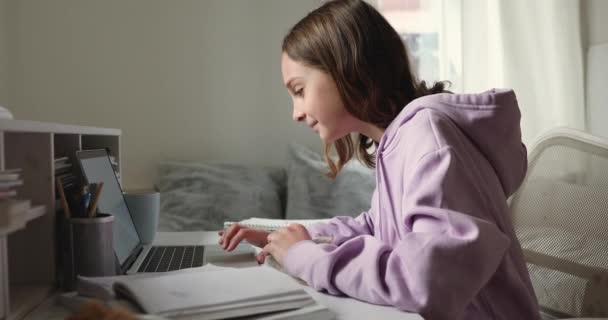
[
  {"xmin": 282, "ymin": 147, "xmax": 511, "ymax": 319},
  {"xmin": 304, "ymin": 191, "xmax": 377, "ymax": 246}
]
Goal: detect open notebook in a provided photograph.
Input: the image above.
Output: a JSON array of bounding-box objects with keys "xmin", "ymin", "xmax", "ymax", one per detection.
[
  {"xmin": 77, "ymin": 265, "xmax": 333, "ymax": 320},
  {"xmin": 223, "ymin": 217, "xmax": 330, "ymax": 232}
]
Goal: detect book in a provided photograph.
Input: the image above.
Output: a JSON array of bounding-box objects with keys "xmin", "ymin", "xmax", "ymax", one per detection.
[
  {"xmin": 248, "ymin": 303, "xmax": 334, "ymax": 320},
  {"xmin": 114, "ymin": 267, "xmax": 319, "ymax": 319},
  {"xmin": 0, "ymin": 180, "xmax": 23, "ymax": 191},
  {"xmin": 55, "ymin": 173, "xmax": 77, "ymax": 184},
  {"xmin": 76, "ymin": 265, "xmax": 333, "ymax": 320},
  {"xmin": 223, "ymin": 217, "xmax": 330, "ymax": 232},
  {"xmin": 54, "ymin": 162, "xmax": 72, "ymax": 172},
  {"xmin": 76, "ymin": 264, "xmax": 229, "ymax": 301},
  {"xmin": 54, "ymin": 156, "xmax": 70, "ymax": 163},
  {"xmin": 0, "ymin": 171, "xmax": 20, "ymax": 181},
  {"xmin": 59, "ymin": 292, "xmax": 332, "ymax": 320},
  {"xmin": 0, "ymin": 190, "xmax": 17, "ymax": 200},
  {"xmin": 0, "ymin": 168, "xmax": 21, "ymax": 181}
]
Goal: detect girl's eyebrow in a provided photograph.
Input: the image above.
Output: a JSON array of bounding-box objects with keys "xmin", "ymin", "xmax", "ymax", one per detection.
[{"xmin": 285, "ymin": 77, "xmax": 302, "ymax": 92}]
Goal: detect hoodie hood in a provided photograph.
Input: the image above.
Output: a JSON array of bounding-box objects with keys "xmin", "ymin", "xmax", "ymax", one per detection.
[{"xmin": 379, "ymin": 88, "xmax": 527, "ymax": 197}]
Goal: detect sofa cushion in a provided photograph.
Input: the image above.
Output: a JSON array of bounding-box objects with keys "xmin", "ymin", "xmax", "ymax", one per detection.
[
  {"xmin": 285, "ymin": 144, "xmax": 376, "ymax": 220},
  {"xmin": 156, "ymin": 162, "xmax": 285, "ymax": 231}
]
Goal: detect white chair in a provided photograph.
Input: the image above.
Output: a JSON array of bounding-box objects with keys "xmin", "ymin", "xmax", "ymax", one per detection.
[{"xmin": 510, "ymin": 127, "xmax": 608, "ymax": 319}]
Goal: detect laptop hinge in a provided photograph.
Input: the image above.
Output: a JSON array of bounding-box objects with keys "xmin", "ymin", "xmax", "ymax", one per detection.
[{"xmin": 123, "ymin": 245, "xmax": 143, "ymax": 272}]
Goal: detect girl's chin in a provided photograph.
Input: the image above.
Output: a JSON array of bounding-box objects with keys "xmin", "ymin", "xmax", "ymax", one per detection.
[
  {"xmin": 318, "ymin": 132, "xmax": 331, "ymax": 143},
  {"xmin": 319, "ymin": 132, "xmax": 340, "ymax": 144}
]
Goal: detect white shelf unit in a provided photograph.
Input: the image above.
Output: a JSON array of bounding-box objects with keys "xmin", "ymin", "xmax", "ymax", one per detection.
[{"xmin": 0, "ymin": 119, "xmax": 121, "ymax": 320}]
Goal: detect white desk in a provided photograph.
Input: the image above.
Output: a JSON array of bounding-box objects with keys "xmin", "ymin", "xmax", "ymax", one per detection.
[{"xmin": 23, "ymin": 232, "xmax": 422, "ymax": 320}]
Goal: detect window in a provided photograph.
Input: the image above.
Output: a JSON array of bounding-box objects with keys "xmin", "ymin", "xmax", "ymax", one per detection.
[{"xmin": 375, "ymin": 0, "xmax": 463, "ymax": 92}]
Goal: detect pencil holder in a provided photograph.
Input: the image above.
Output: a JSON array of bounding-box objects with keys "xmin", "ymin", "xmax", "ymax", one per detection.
[
  {"xmin": 58, "ymin": 213, "xmax": 116, "ymax": 291},
  {"xmin": 57, "ymin": 211, "xmax": 75, "ymax": 291}
]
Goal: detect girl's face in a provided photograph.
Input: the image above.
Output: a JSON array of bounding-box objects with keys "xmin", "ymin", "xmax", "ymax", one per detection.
[{"xmin": 281, "ymin": 53, "xmax": 360, "ymax": 143}]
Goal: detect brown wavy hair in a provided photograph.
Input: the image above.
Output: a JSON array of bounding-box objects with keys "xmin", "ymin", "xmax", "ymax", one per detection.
[{"xmin": 282, "ymin": 0, "xmax": 448, "ymax": 179}]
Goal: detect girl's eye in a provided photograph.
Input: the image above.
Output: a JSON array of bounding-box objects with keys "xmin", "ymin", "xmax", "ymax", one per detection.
[{"xmin": 294, "ymin": 88, "xmax": 303, "ymax": 97}]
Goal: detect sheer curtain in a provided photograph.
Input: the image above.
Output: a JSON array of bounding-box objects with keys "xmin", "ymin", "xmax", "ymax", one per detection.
[
  {"xmin": 463, "ymin": 0, "xmax": 586, "ymax": 145},
  {"xmin": 375, "ymin": 0, "xmax": 585, "ymax": 144},
  {"xmin": 375, "ymin": 0, "xmax": 463, "ymax": 91}
]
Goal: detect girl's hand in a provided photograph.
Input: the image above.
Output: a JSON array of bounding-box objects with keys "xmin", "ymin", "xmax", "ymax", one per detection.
[
  {"xmin": 218, "ymin": 224, "xmax": 270, "ymax": 251},
  {"xmin": 258, "ymin": 224, "xmax": 311, "ymax": 266}
]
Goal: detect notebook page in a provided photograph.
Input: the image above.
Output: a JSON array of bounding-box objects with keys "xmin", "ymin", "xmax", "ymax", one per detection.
[
  {"xmin": 78, "ymin": 263, "xmax": 228, "ymax": 300},
  {"xmin": 113, "ymin": 266, "xmax": 307, "ymax": 315},
  {"xmin": 224, "ymin": 218, "xmax": 329, "ymax": 231},
  {"xmin": 166, "ymin": 293, "xmax": 313, "ymax": 319}
]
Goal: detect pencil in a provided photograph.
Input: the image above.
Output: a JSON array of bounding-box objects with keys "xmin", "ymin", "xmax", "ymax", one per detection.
[
  {"xmin": 87, "ymin": 182, "xmax": 104, "ymax": 218},
  {"xmin": 56, "ymin": 177, "xmax": 71, "ymax": 219}
]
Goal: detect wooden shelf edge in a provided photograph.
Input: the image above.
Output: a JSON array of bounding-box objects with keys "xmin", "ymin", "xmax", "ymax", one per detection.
[
  {"xmin": 7, "ymin": 284, "xmax": 54, "ymax": 320},
  {"xmin": 0, "ymin": 119, "xmax": 121, "ymax": 136},
  {"xmin": 0, "ymin": 206, "xmax": 47, "ymax": 237}
]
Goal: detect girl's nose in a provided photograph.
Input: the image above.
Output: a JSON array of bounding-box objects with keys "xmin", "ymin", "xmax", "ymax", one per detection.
[{"xmin": 293, "ymin": 109, "xmax": 306, "ymax": 122}]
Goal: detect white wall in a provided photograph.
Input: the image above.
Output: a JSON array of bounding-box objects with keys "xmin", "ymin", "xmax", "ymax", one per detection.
[
  {"xmin": 0, "ymin": 0, "xmax": 7, "ymax": 106},
  {"xmin": 583, "ymin": 0, "xmax": 608, "ymax": 47},
  {"xmin": 582, "ymin": 0, "xmax": 608, "ymax": 138},
  {"xmin": 6, "ymin": 0, "xmax": 322, "ymax": 189},
  {"xmin": 461, "ymin": 0, "xmax": 496, "ymax": 94}
]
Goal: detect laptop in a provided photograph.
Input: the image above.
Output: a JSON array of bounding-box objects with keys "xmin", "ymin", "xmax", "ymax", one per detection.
[{"xmin": 75, "ymin": 149, "xmax": 255, "ymax": 274}]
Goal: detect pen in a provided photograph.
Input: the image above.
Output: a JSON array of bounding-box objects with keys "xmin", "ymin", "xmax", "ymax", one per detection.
[
  {"xmin": 80, "ymin": 185, "xmax": 91, "ymax": 218},
  {"xmin": 87, "ymin": 182, "xmax": 104, "ymax": 218}
]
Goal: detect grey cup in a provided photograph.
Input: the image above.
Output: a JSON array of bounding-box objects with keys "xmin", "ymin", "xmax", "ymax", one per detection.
[
  {"xmin": 124, "ymin": 190, "xmax": 160, "ymax": 244},
  {"xmin": 69, "ymin": 213, "xmax": 116, "ymax": 278}
]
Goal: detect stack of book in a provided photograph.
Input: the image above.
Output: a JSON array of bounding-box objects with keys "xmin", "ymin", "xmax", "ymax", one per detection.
[
  {"xmin": 54, "ymin": 156, "xmax": 81, "ymax": 219},
  {"xmin": 0, "ymin": 169, "xmax": 46, "ymax": 235},
  {"xmin": 69, "ymin": 264, "xmax": 333, "ymax": 320},
  {"xmin": 0, "ymin": 169, "xmax": 23, "ymax": 200},
  {"xmin": 55, "ymin": 157, "xmax": 77, "ymax": 191},
  {"xmin": 0, "ymin": 169, "xmax": 29, "ymax": 231}
]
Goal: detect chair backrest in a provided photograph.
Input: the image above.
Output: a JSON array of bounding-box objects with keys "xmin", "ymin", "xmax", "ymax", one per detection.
[{"xmin": 510, "ymin": 127, "xmax": 608, "ymax": 319}]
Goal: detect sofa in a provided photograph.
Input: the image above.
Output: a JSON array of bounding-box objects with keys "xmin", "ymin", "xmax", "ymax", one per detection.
[{"xmin": 156, "ymin": 144, "xmax": 376, "ymax": 231}]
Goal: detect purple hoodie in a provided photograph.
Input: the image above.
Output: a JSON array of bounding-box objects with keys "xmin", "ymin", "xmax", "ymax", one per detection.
[{"xmin": 283, "ymin": 89, "xmax": 540, "ymax": 319}]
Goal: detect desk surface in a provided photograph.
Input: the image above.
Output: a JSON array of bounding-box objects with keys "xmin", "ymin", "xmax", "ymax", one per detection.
[{"xmin": 24, "ymin": 232, "xmax": 422, "ymax": 320}]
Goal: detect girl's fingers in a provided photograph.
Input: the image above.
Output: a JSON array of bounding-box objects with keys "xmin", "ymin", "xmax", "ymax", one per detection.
[
  {"xmin": 226, "ymin": 229, "xmax": 249, "ymax": 252},
  {"xmin": 221, "ymin": 224, "xmax": 241, "ymax": 248},
  {"xmin": 256, "ymin": 252, "xmax": 267, "ymax": 264},
  {"xmin": 267, "ymin": 231, "xmax": 278, "ymax": 243},
  {"xmin": 257, "ymin": 245, "xmax": 271, "ymax": 264}
]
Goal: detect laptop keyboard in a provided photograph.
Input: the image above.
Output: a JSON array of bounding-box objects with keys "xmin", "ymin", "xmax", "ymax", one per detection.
[{"xmin": 137, "ymin": 246, "xmax": 204, "ymax": 273}]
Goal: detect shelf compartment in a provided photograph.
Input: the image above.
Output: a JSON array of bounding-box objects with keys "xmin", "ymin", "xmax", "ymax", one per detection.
[
  {"xmin": 0, "ymin": 121, "xmax": 121, "ymax": 320},
  {"xmin": 6, "ymin": 284, "xmax": 53, "ymax": 320},
  {"xmin": 4, "ymin": 132, "xmax": 54, "ymax": 286}
]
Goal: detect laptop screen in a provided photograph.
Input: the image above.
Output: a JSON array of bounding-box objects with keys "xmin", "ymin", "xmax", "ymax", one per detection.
[{"xmin": 76, "ymin": 149, "xmax": 140, "ymax": 267}]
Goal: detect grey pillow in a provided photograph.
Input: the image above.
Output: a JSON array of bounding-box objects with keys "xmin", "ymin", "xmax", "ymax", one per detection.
[
  {"xmin": 285, "ymin": 144, "xmax": 376, "ymax": 220},
  {"xmin": 156, "ymin": 162, "xmax": 286, "ymax": 231}
]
